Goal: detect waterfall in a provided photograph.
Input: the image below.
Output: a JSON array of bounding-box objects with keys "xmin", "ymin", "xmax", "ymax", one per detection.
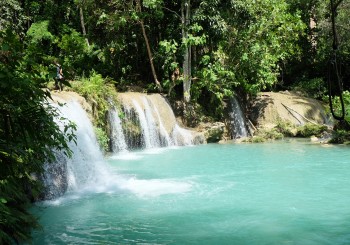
[
  {"xmin": 172, "ymin": 124, "xmax": 194, "ymax": 146},
  {"xmin": 152, "ymin": 103, "xmax": 173, "ymax": 146},
  {"xmin": 229, "ymin": 97, "xmax": 248, "ymax": 139},
  {"xmin": 61, "ymin": 101, "xmax": 109, "ymax": 191},
  {"xmin": 109, "ymin": 109, "xmax": 128, "ymax": 152},
  {"xmin": 42, "ymin": 92, "xmax": 203, "ymax": 200},
  {"xmin": 109, "ymin": 93, "xmax": 204, "ymax": 152},
  {"xmin": 132, "ymin": 98, "xmax": 161, "ymax": 148},
  {"xmin": 42, "ymin": 100, "xmax": 111, "ymax": 199}
]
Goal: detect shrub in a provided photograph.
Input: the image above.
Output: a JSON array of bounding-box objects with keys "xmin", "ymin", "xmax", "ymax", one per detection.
[
  {"xmin": 70, "ymin": 71, "xmax": 118, "ymax": 153},
  {"xmin": 275, "ymin": 120, "xmax": 297, "ymax": 136},
  {"xmin": 292, "ymin": 77, "xmax": 327, "ymax": 99},
  {"xmin": 94, "ymin": 127, "xmax": 109, "ymax": 152},
  {"xmin": 248, "ymin": 128, "xmax": 283, "ymax": 143},
  {"xmin": 296, "ymin": 123, "xmax": 328, "ymax": 137},
  {"xmin": 329, "ymin": 130, "xmax": 350, "ymax": 144}
]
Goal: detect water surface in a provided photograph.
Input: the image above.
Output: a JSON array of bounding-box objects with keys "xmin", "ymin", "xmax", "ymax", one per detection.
[{"xmin": 32, "ymin": 140, "xmax": 350, "ymax": 244}]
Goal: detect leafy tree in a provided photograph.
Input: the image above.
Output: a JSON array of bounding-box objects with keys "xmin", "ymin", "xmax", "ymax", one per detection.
[
  {"xmin": 0, "ymin": 0, "xmax": 26, "ymax": 35},
  {"xmin": 224, "ymin": 0, "xmax": 305, "ymax": 94},
  {"xmin": 0, "ymin": 29, "xmax": 75, "ymax": 243}
]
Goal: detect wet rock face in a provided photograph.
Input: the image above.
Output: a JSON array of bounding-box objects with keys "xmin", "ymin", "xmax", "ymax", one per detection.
[
  {"xmin": 198, "ymin": 122, "xmax": 225, "ymax": 143},
  {"xmin": 40, "ymin": 152, "xmax": 68, "ymax": 200},
  {"xmin": 117, "ymin": 92, "xmax": 204, "ymax": 148},
  {"xmin": 120, "ymin": 107, "xmax": 144, "ymax": 150},
  {"xmin": 249, "ymin": 91, "xmax": 332, "ymax": 130}
]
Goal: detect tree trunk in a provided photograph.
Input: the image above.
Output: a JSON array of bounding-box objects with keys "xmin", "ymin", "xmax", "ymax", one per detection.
[
  {"xmin": 79, "ymin": 1, "xmax": 89, "ymax": 47},
  {"xmin": 136, "ymin": 0, "xmax": 162, "ymax": 92},
  {"xmin": 182, "ymin": 0, "xmax": 191, "ymax": 103}
]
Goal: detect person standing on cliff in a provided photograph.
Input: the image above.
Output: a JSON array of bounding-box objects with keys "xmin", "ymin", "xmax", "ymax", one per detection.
[{"xmin": 54, "ymin": 61, "xmax": 64, "ymax": 91}]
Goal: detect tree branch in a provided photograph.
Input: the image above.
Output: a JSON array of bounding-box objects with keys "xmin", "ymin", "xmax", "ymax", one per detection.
[{"xmin": 162, "ymin": 7, "xmax": 181, "ymax": 19}]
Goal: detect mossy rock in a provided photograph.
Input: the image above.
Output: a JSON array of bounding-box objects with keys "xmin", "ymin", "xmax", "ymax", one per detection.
[
  {"xmin": 122, "ymin": 118, "xmax": 143, "ymax": 149},
  {"xmin": 296, "ymin": 123, "xmax": 328, "ymax": 137},
  {"xmin": 246, "ymin": 136, "xmax": 266, "ymax": 143},
  {"xmin": 275, "ymin": 120, "xmax": 298, "ymax": 136},
  {"xmin": 257, "ymin": 128, "xmax": 284, "ymax": 140},
  {"xmin": 246, "ymin": 128, "xmax": 283, "ymax": 143}
]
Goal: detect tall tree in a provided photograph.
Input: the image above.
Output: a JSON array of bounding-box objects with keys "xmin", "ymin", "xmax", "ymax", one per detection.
[
  {"xmin": 182, "ymin": 0, "xmax": 191, "ymax": 103},
  {"xmin": 76, "ymin": 0, "xmax": 90, "ymax": 47},
  {"xmin": 136, "ymin": 0, "xmax": 162, "ymax": 92}
]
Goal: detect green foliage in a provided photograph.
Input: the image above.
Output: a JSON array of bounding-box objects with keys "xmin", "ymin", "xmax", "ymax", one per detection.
[
  {"xmin": 24, "ymin": 20, "xmax": 57, "ymax": 71},
  {"xmin": 276, "ymin": 121, "xmax": 330, "ymax": 138},
  {"xmin": 0, "ymin": 177, "xmax": 40, "ymax": 244},
  {"xmin": 158, "ymin": 39, "xmax": 180, "ymax": 94},
  {"xmin": 27, "ymin": 20, "xmax": 54, "ymax": 44},
  {"xmin": 94, "ymin": 127, "xmax": 109, "ymax": 152},
  {"xmin": 275, "ymin": 120, "xmax": 297, "ymax": 136},
  {"xmin": 183, "ymin": 24, "xmax": 207, "ymax": 46},
  {"xmin": 244, "ymin": 128, "xmax": 284, "ymax": 143},
  {"xmin": 329, "ymin": 130, "xmax": 350, "ymax": 144},
  {"xmin": 259, "ymin": 128, "xmax": 284, "ymax": 140},
  {"xmin": 1, "ymin": 0, "xmax": 350, "ymax": 242},
  {"xmin": 296, "ymin": 123, "xmax": 328, "ymax": 137},
  {"xmin": 292, "ymin": 77, "xmax": 327, "ymax": 99},
  {"xmin": 247, "ymin": 128, "xmax": 284, "ymax": 143},
  {"xmin": 143, "ymin": 0, "xmax": 163, "ymax": 9},
  {"xmin": 71, "ymin": 71, "xmax": 118, "ymax": 152},
  {"xmin": 225, "ymin": 0, "xmax": 306, "ymax": 94},
  {"xmin": 247, "ymin": 136, "xmax": 266, "ymax": 143},
  {"xmin": 71, "ymin": 71, "xmax": 117, "ymax": 126},
  {"xmin": 0, "ymin": 29, "xmax": 75, "ymax": 243},
  {"xmin": 194, "ymin": 48, "xmax": 237, "ymax": 117},
  {"xmin": 342, "ymin": 91, "xmax": 350, "ymax": 123},
  {"xmin": 58, "ymin": 28, "xmax": 90, "ymax": 76},
  {"xmin": 324, "ymin": 90, "xmax": 350, "ymax": 124},
  {"xmin": 0, "ymin": 0, "xmax": 25, "ymax": 35}
]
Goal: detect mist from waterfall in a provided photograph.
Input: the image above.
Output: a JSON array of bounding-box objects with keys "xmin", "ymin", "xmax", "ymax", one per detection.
[{"xmin": 229, "ymin": 97, "xmax": 248, "ymax": 139}]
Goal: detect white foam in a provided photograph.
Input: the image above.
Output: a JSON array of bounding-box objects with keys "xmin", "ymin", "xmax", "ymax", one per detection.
[
  {"xmin": 141, "ymin": 147, "xmax": 167, "ymax": 155},
  {"xmin": 110, "ymin": 152, "xmax": 143, "ymax": 161},
  {"xmin": 40, "ymin": 193, "xmax": 82, "ymax": 206},
  {"xmin": 118, "ymin": 177, "xmax": 192, "ymax": 198}
]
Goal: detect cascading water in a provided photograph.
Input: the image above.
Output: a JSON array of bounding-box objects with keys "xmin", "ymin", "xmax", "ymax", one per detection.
[
  {"xmin": 229, "ymin": 97, "xmax": 248, "ymax": 139},
  {"xmin": 42, "ymin": 93, "xmax": 194, "ymax": 200},
  {"xmin": 132, "ymin": 98, "xmax": 161, "ymax": 148},
  {"xmin": 109, "ymin": 109, "xmax": 128, "ymax": 153},
  {"xmin": 152, "ymin": 104, "xmax": 173, "ymax": 146},
  {"xmin": 60, "ymin": 101, "xmax": 110, "ymax": 191},
  {"xmin": 109, "ymin": 93, "xmax": 204, "ymax": 153},
  {"xmin": 42, "ymin": 100, "xmax": 111, "ymax": 199},
  {"xmin": 172, "ymin": 124, "xmax": 194, "ymax": 146}
]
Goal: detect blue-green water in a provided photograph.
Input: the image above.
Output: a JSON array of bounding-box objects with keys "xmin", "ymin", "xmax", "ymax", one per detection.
[{"xmin": 32, "ymin": 140, "xmax": 350, "ymax": 244}]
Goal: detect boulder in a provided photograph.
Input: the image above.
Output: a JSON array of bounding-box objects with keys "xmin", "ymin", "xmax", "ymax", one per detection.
[
  {"xmin": 197, "ymin": 122, "xmax": 225, "ymax": 143},
  {"xmin": 249, "ymin": 91, "xmax": 333, "ymax": 130}
]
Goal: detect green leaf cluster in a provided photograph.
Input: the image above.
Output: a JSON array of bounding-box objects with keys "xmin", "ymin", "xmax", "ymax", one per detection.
[
  {"xmin": 0, "ymin": 29, "xmax": 75, "ymax": 243},
  {"xmin": 296, "ymin": 123, "xmax": 328, "ymax": 137},
  {"xmin": 70, "ymin": 71, "xmax": 118, "ymax": 151}
]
